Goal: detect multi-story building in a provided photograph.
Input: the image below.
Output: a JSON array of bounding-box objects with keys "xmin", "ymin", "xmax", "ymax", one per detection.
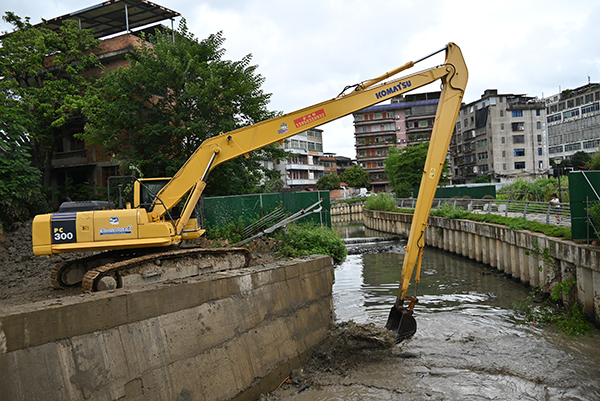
[
  {"xmin": 276, "ymin": 128, "xmax": 325, "ymax": 189},
  {"xmin": 318, "ymin": 153, "xmax": 338, "ymax": 177},
  {"xmin": 353, "ymin": 92, "xmax": 440, "ymax": 192},
  {"xmin": 450, "ymin": 89, "xmax": 547, "ymax": 183},
  {"xmin": 545, "ymin": 83, "xmax": 600, "ymax": 162},
  {"xmin": 30, "ymin": 0, "xmax": 180, "ymax": 202}
]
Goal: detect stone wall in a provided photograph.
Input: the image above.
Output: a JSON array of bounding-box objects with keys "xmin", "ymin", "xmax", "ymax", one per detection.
[
  {"xmin": 364, "ymin": 209, "xmax": 600, "ymax": 323},
  {"xmin": 0, "ymin": 256, "xmax": 334, "ymax": 401}
]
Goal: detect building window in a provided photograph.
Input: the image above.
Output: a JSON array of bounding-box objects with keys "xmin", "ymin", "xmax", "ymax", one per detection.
[
  {"xmin": 536, "ymin": 121, "xmax": 541, "ymax": 129},
  {"xmin": 538, "ymin": 148, "xmax": 542, "ymax": 156},
  {"xmin": 102, "ymin": 166, "xmax": 119, "ymax": 186},
  {"xmin": 513, "ymin": 135, "xmax": 525, "ymax": 144},
  {"xmin": 500, "ymin": 110, "xmax": 504, "ymax": 117},
  {"xmin": 536, "ymin": 109, "xmax": 541, "ymax": 116},
  {"xmin": 567, "ymin": 99, "xmax": 574, "ymax": 108},
  {"xmin": 501, "ymin": 123, "xmax": 504, "ymax": 130},
  {"xmin": 585, "ymin": 93, "xmax": 594, "ymax": 103},
  {"xmin": 477, "ymin": 151, "xmax": 488, "ymax": 160},
  {"xmin": 512, "ymin": 122, "xmax": 525, "ymax": 131},
  {"xmin": 514, "ymin": 161, "xmax": 526, "ymax": 169},
  {"xmin": 501, "ymin": 137, "xmax": 505, "ymax": 144},
  {"xmin": 502, "ymin": 150, "xmax": 506, "ymax": 157},
  {"xmin": 355, "ymin": 114, "xmax": 364, "ymax": 121},
  {"xmin": 563, "ymin": 109, "xmax": 580, "ymax": 119},
  {"xmin": 582, "ymin": 103, "xmax": 600, "ymax": 115},
  {"xmin": 547, "ymin": 114, "xmax": 562, "ymax": 123},
  {"xmin": 405, "ymin": 108, "xmax": 412, "ymax": 116},
  {"xmin": 419, "ymin": 120, "xmax": 428, "ymax": 127},
  {"xmin": 537, "ymin": 134, "xmax": 542, "ymax": 143},
  {"xmin": 514, "ymin": 148, "xmax": 525, "ymax": 157},
  {"xmin": 512, "ymin": 110, "xmax": 523, "ymax": 117}
]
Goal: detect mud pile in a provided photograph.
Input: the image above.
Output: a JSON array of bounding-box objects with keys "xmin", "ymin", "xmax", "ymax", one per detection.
[{"xmin": 261, "ymin": 322, "xmax": 400, "ymax": 399}]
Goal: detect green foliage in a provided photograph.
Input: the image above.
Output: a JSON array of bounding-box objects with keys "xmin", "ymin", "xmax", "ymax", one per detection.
[
  {"xmin": 83, "ymin": 21, "xmax": 284, "ymax": 196},
  {"xmin": 340, "ymin": 165, "xmax": 370, "ymax": 188},
  {"xmin": 497, "ymin": 176, "xmax": 568, "ymax": 203},
  {"xmin": 587, "ymin": 201, "xmax": 600, "ymax": 239},
  {"xmin": 385, "ymin": 143, "xmax": 430, "ymax": 196},
  {"xmin": 205, "ymin": 217, "xmax": 246, "ymax": 244},
  {"xmin": 430, "ymin": 203, "xmax": 470, "ymax": 219},
  {"xmin": 276, "ymin": 223, "xmax": 347, "ymax": 263},
  {"xmin": 315, "ymin": 174, "xmax": 341, "ymax": 190},
  {"xmin": 364, "ymin": 192, "xmax": 396, "ymax": 212},
  {"xmin": 552, "ymin": 277, "xmax": 576, "ymax": 302},
  {"xmin": 571, "ymin": 151, "xmax": 591, "ymax": 170},
  {"xmin": 587, "ymin": 151, "xmax": 600, "ymax": 170},
  {"xmin": 514, "ymin": 289, "xmax": 594, "ymax": 336},
  {"xmin": 0, "ymin": 12, "xmax": 101, "ymax": 188}
]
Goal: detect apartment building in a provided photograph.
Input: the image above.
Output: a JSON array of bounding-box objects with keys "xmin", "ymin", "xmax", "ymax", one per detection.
[
  {"xmin": 353, "ymin": 92, "xmax": 440, "ymax": 192},
  {"xmin": 450, "ymin": 89, "xmax": 547, "ymax": 183},
  {"xmin": 545, "ymin": 83, "xmax": 600, "ymax": 162},
  {"xmin": 275, "ymin": 128, "xmax": 325, "ymax": 189}
]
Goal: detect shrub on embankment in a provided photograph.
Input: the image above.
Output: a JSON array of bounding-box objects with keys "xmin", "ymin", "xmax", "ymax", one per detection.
[
  {"xmin": 205, "ymin": 220, "xmax": 347, "ymax": 263},
  {"xmin": 275, "ymin": 223, "xmax": 347, "ymax": 263}
]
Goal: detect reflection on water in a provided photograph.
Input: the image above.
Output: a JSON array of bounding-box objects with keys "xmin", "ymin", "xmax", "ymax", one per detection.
[{"xmin": 334, "ymin": 240, "xmax": 530, "ymax": 325}]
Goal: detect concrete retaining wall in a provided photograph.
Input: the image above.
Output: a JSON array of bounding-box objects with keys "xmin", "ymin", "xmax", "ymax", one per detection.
[
  {"xmin": 331, "ymin": 202, "xmax": 364, "ymax": 224},
  {"xmin": 0, "ymin": 256, "xmax": 334, "ymax": 401},
  {"xmin": 364, "ymin": 209, "xmax": 600, "ymax": 323}
]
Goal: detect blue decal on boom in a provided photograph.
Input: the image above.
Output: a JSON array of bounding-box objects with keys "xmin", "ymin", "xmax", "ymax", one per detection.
[{"xmin": 375, "ymin": 80, "xmax": 412, "ymax": 100}]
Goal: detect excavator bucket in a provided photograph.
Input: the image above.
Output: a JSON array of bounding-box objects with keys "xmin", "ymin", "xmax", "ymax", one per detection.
[{"xmin": 385, "ymin": 298, "xmax": 417, "ymax": 343}]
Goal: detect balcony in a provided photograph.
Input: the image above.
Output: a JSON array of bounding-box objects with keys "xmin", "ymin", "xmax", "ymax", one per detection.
[
  {"xmin": 287, "ymin": 179, "xmax": 318, "ymax": 186},
  {"xmin": 286, "ymin": 164, "xmax": 324, "ymax": 171},
  {"xmin": 51, "ymin": 149, "xmax": 88, "ymax": 167}
]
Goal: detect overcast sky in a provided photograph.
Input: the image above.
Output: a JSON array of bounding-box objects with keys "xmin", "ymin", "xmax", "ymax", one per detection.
[{"xmin": 2, "ymin": 0, "xmax": 600, "ymax": 158}]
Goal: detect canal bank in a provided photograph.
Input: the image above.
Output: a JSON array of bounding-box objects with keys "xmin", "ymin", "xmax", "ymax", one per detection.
[
  {"xmin": 0, "ymin": 255, "xmax": 334, "ymax": 401},
  {"xmin": 363, "ymin": 209, "xmax": 600, "ymax": 324}
]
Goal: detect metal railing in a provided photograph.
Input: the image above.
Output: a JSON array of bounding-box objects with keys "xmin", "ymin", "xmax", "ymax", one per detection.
[{"xmin": 396, "ymin": 197, "xmax": 571, "ymax": 226}]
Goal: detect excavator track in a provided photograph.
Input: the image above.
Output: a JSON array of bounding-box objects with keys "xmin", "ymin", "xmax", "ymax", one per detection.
[
  {"xmin": 50, "ymin": 248, "xmax": 172, "ymax": 288},
  {"xmin": 81, "ymin": 247, "xmax": 252, "ymax": 292}
]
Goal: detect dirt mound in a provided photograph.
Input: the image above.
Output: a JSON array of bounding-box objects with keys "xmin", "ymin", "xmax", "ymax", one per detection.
[
  {"xmin": 305, "ymin": 321, "xmax": 398, "ymax": 374},
  {"xmin": 260, "ymin": 322, "xmax": 400, "ymax": 399}
]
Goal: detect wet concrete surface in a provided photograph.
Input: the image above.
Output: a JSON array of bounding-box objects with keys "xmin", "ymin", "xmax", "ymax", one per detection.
[{"xmin": 267, "ymin": 227, "xmax": 600, "ymax": 401}]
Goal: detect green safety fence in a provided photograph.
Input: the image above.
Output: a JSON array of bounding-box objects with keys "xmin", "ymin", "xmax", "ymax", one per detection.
[
  {"xmin": 200, "ymin": 191, "xmax": 331, "ymax": 228},
  {"xmin": 568, "ymin": 171, "xmax": 600, "ymax": 241}
]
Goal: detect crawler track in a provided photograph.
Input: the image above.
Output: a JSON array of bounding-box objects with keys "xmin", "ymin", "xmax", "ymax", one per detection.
[{"xmin": 50, "ymin": 247, "xmax": 252, "ymax": 292}]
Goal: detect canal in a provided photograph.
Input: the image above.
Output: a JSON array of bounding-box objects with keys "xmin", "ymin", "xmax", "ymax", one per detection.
[{"xmin": 273, "ymin": 222, "xmax": 600, "ymax": 400}]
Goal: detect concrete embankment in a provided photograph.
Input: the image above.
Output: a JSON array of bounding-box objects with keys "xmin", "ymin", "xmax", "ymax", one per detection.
[
  {"xmin": 0, "ymin": 255, "xmax": 334, "ymax": 401},
  {"xmin": 364, "ymin": 209, "xmax": 600, "ymax": 324},
  {"xmin": 330, "ymin": 202, "xmax": 365, "ymax": 224}
]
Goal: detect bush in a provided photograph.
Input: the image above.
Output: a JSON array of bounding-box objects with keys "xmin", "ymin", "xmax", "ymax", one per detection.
[
  {"xmin": 276, "ymin": 223, "xmax": 347, "ymax": 263},
  {"xmin": 364, "ymin": 192, "xmax": 396, "ymax": 212}
]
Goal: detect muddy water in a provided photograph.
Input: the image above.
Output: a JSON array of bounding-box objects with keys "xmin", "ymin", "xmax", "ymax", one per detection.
[{"xmin": 286, "ymin": 225, "xmax": 600, "ymax": 400}]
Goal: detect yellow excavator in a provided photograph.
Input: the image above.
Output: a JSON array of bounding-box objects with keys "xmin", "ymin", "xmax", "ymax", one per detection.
[{"xmin": 32, "ymin": 43, "xmax": 467, "ymax": 340}]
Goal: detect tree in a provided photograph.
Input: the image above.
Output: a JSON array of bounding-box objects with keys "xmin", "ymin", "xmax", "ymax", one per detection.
[
  {"xmin": 0, "ymin": 12, "xmax": 101, "ymax": 188},
  {"xmin": 570, "ymin": 151, "xmax": 591, "ymax": 170},
  {"xmin": 83, "ymin": 21, "xmax": 286, "ymax": 196},
  {"xmin": 385, "ymin": 143, "xmax": 431, "ymax": 197},
  {"xmin": 588, "ymin": 151, "xmax": 600, "ymax": 170},
  {"xmin": 340, "ymin": 165, "xmax": 370, "ymax": 188},
  {"xmin": 0, "ymin": 103, "xmax": 48, "ymax": 228},
  {"xmin": 315, "ymin": 174, "xmax": 341, "ymax": 190}
]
